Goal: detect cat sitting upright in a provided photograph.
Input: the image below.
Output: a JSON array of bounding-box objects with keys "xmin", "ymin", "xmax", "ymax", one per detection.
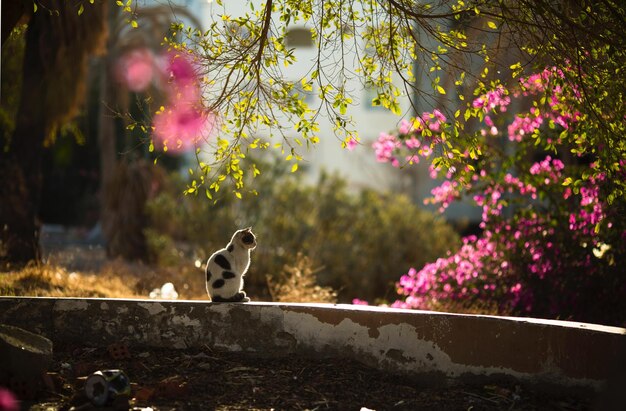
[{"xmin": 205, "ymin": 228, "xmax": 256, "ymax": 302}]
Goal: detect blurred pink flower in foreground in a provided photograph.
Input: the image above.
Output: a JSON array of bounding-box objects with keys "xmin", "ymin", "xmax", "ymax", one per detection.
[
  {"xmin": 162, "ymin": 52, "xmax": 203, "ymax": 106},
  {"xmin": 0, "ymin": 388, "xmax": 18, "ymax": 411},
  {"xmin": 152, "ymin": 50, "xmax": 216, "ymax": 153},
  {"xmin": 116, "ymin": 48, "xmax": 216, "ymax": 154},
  {"xmin": 116, "ymin": 48, "xmax": 155, "ymax": 92},
  {"xmin": 346, "ymin": 137, "xmax": 358, "ymax": 151},
  {"xmin": 162, "ymin": 50, "xmax": 198, "ymax": 86},
  {"xmin": 153, "ymin": 106, "xmax": 216, "ymax": 153}
]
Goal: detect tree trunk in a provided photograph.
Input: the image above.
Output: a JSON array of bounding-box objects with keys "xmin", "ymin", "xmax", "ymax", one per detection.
[
  {"xmin": 0, "ymin": 17, "xmax": 47, "ymax": 269},
  {"xmin": 0, "ymin": 1, "xmax": 107, "ymax": 269}
]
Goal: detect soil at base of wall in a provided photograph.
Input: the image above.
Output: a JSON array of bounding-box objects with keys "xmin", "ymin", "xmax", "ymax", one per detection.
[{"xmin": 15, "ymin": 345, "xmax": 598, "ymax": 411}]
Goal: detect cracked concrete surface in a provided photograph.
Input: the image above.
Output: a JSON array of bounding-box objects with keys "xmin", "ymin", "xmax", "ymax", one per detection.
[{"xmin": 1, "ymin": 297, "xmax": 624, "ymax": 393}]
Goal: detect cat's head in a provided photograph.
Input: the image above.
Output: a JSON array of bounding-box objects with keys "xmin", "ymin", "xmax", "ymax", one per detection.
[{"xmin": 232, "ymin": 227, "xmax": 256, "ymax": 250}]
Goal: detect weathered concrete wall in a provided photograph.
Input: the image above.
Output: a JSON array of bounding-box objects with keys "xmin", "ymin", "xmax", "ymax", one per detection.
[{"xmin": 1, "ymin": 297, "xmax": 624, "ymax": 392}]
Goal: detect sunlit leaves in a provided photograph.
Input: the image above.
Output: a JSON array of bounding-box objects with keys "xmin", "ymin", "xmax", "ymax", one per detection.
[
  {"xmin": 152, "ymin": 0, "xmax": 625, "ymax": 205},
  {"xmin": 170, "ymin": 0, "xmax": 428, "ymax": 198},
  {"xmin": 116, "ymin": 0, "xmax": 138, "ymax": 29}
]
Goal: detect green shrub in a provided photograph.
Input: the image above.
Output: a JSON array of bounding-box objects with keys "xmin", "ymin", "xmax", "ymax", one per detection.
[{"xmin": 146, "ymin": 163, "xmax": 460, "ymax": 303}]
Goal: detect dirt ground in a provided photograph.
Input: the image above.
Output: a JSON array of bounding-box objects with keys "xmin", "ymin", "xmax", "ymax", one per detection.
[{"xmin": 20, "ymin": 344, "xmax": 595, "ymax": 411}]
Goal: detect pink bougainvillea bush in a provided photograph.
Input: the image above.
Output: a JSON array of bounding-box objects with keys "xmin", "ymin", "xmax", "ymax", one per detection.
[{"xmin": 367, "ymin": 66, "xmax": 626, "ymax": 325}]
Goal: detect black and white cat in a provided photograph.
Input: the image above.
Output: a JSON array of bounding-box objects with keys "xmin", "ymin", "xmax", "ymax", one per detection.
[{"xmin": 205, "ymin": 228, "xmax": 256, "ymax": 302}]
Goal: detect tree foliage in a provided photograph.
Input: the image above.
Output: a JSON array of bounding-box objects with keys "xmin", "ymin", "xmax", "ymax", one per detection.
[
  {"xmin": 2, "ymin": 0, "xmax": 624, "ymax": 269},
  {"xmin": 147, "ymin": 0, "xmax": 625, "ymax": 203}
]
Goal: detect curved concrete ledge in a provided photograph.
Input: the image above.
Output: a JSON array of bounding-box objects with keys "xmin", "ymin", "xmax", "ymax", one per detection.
[{"xmin": 1, "ymin": 297, "xmax": 624, "ymax": 393}]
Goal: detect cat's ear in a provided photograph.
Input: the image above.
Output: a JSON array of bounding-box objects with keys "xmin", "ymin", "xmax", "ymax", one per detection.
[{"xmin": 244, "ymin": 226, "xmax": 252, "ymax": 231}]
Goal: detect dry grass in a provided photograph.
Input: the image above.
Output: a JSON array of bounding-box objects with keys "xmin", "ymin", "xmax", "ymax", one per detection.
[
  {"xmin": 1, "ymin": 248, "xmax": 339, "ymax": 303},
  {"xmin": 267, "ymin": 253, "xmax": 337, "ymax": 303},
  {"xmin": 0, "ymin": 251, "xmax": 500, "ymax": 315},
  {"xmin": 0, "ymin": 262, "xmax": 139, "ymax": 298},
  {"xmin": 0, "ymin": 257, "xmax": 209, "ymax": 301}
]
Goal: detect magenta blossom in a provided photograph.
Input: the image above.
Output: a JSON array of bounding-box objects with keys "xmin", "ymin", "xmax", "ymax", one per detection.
[
  {"xmin": 425, "ymin": 180, "xmax": 460, "ymax": 212},
  {"xmin": 116, "ymin": 48, "xmax": 155, "ymax": 92},
  {"xmin": 346, "ymin": 137, "xmax": 358, "ymax": 151},
  {"xmin": 0, "ymin": 388, "xmax": 18, "ymax": 411},
  {"xmin": 373, "ymin": 132, "xmax": 402, "ymax": 166},
  {"xmin": 364, "ymin": 66, "xmax": 626, "ymax": 324},
  {"xmin": 162, "ymin": 51, "xmax": 198, "ymax": 86},
  {"xmin": 153, "ymin": 105, "xmax": 216, "ymax": 153},
  {"xmin": 162, "ymin": 51, "xmax": 203, "ymax": 108},
  {"xmin": 151, "ymin": 50, "xmax": 216, "ymax": 153},
  {"xmin": 472, "ymin": 85, "xmax": 511, "ymax": 113}
]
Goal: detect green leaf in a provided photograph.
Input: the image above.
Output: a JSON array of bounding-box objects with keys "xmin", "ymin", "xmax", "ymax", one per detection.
[
  {"xmin": 78, "ymin": 4, "xmax": 84, "ymax": 15},
  {"xmin": 436, "ymin": 85, "xmax": 446, "ymax": 95},
  {"xmin": 487, "ymin": 21, "xmax": 497, "ymax": 29},
  {"xmin": 291, "ymin": 163, "xmax": 298, "ymax": 173},
  {"xmin": 389, "ymin": 101, "xmax": 402, "ymax": 116}
]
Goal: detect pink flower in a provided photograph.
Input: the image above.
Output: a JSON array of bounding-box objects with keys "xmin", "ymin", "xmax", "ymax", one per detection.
[
  {"xmin": 529, "ymin": 156, "xmax": 565, "ymax": 185},
  {"xmin": 507, "ymin": 114, "xmax": 543, "ymax": 142},
  {"xmin": 422, "ymin": 109, "xmax": 447, "ymax": 132},
  {"xmin": 398, "ymin": 119, "xmax": 412, "ymax": 135},
  {"xmin": 405, "ymin": 154, "xmax": 420, "ymax": 164},
  {"xmin": 169, "ymin": 82, "xmax": 202, "ymax": 108},
  {"xmin": 153, "ymin": 105, "xmax": 216, "ymax": 153},
  {"xmin": 346, "ymin": 137, "xmax": 358, "ymax": 151},
  {"xmin": 352, "ymin": 298, "xmax": 369, "ymax": 305},
  {"xmin": 421, "ymin": 145, "xmax": 433, "ymax": 158},
  {"xmin": 426, "ymin": 180, "xmax": 460, "ymax": 212},
  {"xmin": 432, "ymin": 109, "xmax": 447, "ymax": 122},
  {"xmin": 162, "ymin": 52, "xmax": 203, "ymax": 107},
  {"xmin": 372, "ymin": 132, "xmax": 402, "ymax": 164},
  {"xmin": 472, "ymin": 85, "xmax": 511, "ymax": 113},
  {"xmin": 151, "ymin": 50, "xmax": 216, "ymax": 153},
  {"xmin": 0, "ymin": 388, "xmax": 18, "ymax": 411},
  {"xmin": 162, "ymin": 50, "xmax": 198, "ymax": 86},
  {"xmin": 404, "ymin": 136, "xmax": 421, "ymax": 149},
  {"xmin": 428, "ymin": 163, "xmax": 439, "ymax": 179},
  {"xmin": 116, "ymin": 48, "xmax": 155, "ymax": 92}
]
